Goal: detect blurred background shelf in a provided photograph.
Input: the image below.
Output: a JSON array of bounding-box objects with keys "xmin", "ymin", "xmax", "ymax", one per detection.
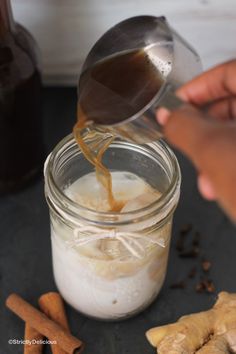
[{"xmin": 12, "ymin": 0, "xmax": 236, "ymax": 85}]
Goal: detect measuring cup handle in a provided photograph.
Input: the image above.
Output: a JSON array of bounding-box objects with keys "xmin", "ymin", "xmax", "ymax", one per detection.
[{"xmin": 154, "ymin": 83, "xmax": 185, "ymax": 112}]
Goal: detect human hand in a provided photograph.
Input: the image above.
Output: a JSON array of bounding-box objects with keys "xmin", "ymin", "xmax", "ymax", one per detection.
[{"xmin": 157, "ymin": 60, "xmax": 236, "ymax": 221}]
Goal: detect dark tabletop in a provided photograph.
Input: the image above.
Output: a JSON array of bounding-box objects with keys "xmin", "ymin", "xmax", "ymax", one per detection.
[{"xmin": 1, "ymin": 88, "xmax": 236, "ymax": 354}]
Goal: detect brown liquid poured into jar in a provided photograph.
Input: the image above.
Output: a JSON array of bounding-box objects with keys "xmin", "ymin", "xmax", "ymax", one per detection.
[
  {"xmin": 73, "ymin": 107, "xmax": 123, "ymax": 211},
  {"xmin": 73, "ymin": 49, "xmax": 164, "ymax": 211}
]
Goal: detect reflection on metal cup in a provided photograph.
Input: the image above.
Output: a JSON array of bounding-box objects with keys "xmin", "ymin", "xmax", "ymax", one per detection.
[{"xmin": 78, "ymin": 16, "xmax": 202, "ymax": 143}]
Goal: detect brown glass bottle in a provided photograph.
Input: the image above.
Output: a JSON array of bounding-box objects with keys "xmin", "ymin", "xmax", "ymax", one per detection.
[{"xmin": 0, "ymin": 0, "xmax": 44, "ymax": 193}]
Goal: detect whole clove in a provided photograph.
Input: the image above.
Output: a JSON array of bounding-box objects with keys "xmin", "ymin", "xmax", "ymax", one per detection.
[
  {"xmin": 176, "ymin": 223, "xmax": 193, "ymax": 252},
  {"xmin": 173, "ymin": 224, "xmax": 215, "ymax": 296},
  {"xmin": 201, "ymin": 259, "xmax": 211, "ymax": 272},
  {"xmin": 176, "ymin": 235, "xmax": 186, "ymax": 253},
  {"xmin": 188, "ymin": 267, "xmax": 197, "ymax": 279},
  {"xmin": 180, "ymin": 224, "xmax": 193, "ymax": 235},
  {"xmin": 179, "ymin": 246, "xmax": 200, "ymax": 258},
  {"xmin": 192, "ymin": 231, "xmax": 201, "ymax": 247},
  {"xmin": 196, "ymin": 279, "xmax": 215, "ymax": 294},
  {"xmin": 170, "ymin": 281, "xmax": 186, "ymax": 289},
  {"xmin": 204, "ymin": 279, "xmax": 215, "ymax": 293}
]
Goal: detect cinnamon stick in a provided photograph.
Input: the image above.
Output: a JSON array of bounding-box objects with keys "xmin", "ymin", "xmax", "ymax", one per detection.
[
  {"xmin": 24, "ymin": 324, "xmax": 44, "ymax": 354},
  {"xmin": 6, "ymin": 293, "xmax": 84, "ymax": 354},
  {"xmin": 38, "ymin": 292, "xmax": 69, "ymax": 354}
]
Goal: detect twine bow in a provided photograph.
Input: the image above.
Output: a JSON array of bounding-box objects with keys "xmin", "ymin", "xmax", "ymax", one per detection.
[{"xmin": 66, "ymin": 225, "xmax": 166, "ymax": 259}]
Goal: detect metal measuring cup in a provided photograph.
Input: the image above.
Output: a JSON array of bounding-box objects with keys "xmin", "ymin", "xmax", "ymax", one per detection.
[{"xmin": 77, "ymin": 16, "xmax": 202, "ymax": 143}]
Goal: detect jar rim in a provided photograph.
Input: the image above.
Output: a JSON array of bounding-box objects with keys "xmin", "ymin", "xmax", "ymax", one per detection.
[{"xmin": 44, "ymin": 134, "xmax": 181, "ymax": 226}]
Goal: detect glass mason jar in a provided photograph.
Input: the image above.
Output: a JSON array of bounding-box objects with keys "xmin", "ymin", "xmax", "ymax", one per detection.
[{"xmin": 44, "ymin": 134, "xmax": 181, "ymax": 320}]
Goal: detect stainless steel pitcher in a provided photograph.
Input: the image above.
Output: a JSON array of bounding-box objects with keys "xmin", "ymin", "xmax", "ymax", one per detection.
[{"xmin": 77, "ymin": 16, "xmax": 202, "ymax": 143}]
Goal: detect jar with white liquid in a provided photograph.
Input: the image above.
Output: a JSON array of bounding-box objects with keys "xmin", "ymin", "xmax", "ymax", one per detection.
[{"xmin": 44, "ymin": 135, "xmax": 181, "ymax": 320}]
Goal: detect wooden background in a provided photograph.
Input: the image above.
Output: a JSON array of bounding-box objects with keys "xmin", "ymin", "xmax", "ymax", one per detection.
[{"xmin": 12, "ymin": 0, "xmax": 236, "ymax": 85}]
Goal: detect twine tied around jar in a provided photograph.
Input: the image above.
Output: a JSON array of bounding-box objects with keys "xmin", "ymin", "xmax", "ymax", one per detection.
[{"xmin": 66, "ymin": 225, "xmax": 167, "ymax": 259}]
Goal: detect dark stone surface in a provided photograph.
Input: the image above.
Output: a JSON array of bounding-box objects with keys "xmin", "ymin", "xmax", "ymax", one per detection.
[{"xmin": 1, "ymin": 88, "xmax": 236, "ymax": 354}]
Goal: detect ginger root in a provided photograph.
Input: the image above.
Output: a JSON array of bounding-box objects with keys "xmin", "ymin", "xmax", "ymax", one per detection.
[{"xmin": 146, "ymin": 292, "xmax": 236, "ymax": 353}]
